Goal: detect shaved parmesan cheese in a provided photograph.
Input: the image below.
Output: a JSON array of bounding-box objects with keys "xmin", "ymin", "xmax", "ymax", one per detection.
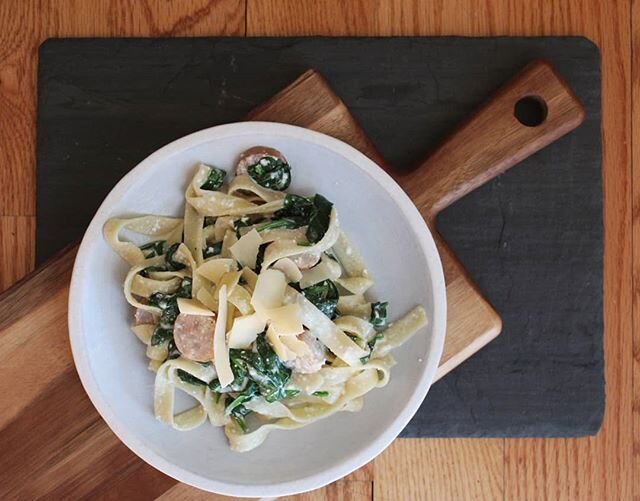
[
  {"xmin": 197, "ymin": 258, "xmax": 235, "ymax": 284},
  {"xmin": 228, "ymin": 313, "xmax": 266, "ymax": 349},
  {"xmin": 287, "ymin": 287, "xmax": 368, "ymax": 366},
  {"xmin": 264, "ymin": 303, "xmax": 303, "ymax": 336},
  {"xmin": 177, "ymin": 298, "xmax": 215, "ymax": 316},
  {"xmin": 266, "ymin": 327, "xmax": 296, "ymax": 361},
  {"xmin": 272, "ymin": 258, "xmax": 303, "ymax": 283},
  {"xmin": 230, "ymin": 228, "xmax": 263, "ymax": 268},
  {"xmin": 196, "ymin": 287, "xmax": 218, "ymax": 313},
  {"xmin": 214, "ymin": 270, "xmax": 242, "ymax": 298},
  {"xmin": 130, "ymin": 324, "xmax": 154, "ymax": 344},
  {"xmin": 228, "ymin": 286, "xmax": 253, "ymax": 315},
  {"xmin": 221, "ymin": 230, "xmax": 237, "ymax": 258},
  {"xmin": 299, "ymin": 255, "xmax": 342, "ymax": 288},
  {"xmin": 213, "ymin": 285, "xmax": 233, "ymax": 388},
  {"xmin": 241, "ymin": 267, "xmax": 258, "ymax": 292},
  {"xmin": 251, "ymin": 269, "xmax": 286, "ymax": 315}
]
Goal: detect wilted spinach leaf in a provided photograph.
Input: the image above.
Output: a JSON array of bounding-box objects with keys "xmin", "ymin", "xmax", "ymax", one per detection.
[
  {"xmin": 256, "ymin": 218, "xmax": 300, "ymax": 232},
  {"xmin": 360, "ymin": 332, "xmax": 384, "ymax": 365},
  {"xmin": 228, "ymin": 403, "xmax": 251, "ymax": 432},
  {"xmin": 225, "ymin": 380, "xmax": 259, "ymax": 416},
  {"xmin": 148, "ymin": 277, "xmax": 192, "ymax": 346},
  {"xmin": 312, "ymin": 391, "xmax": 329, "ymax": 397},
  {"xmin": 370, "ymin": 302, "xmax": 388, "ymax": 329},
  {"xmin": 165, "ymin": 243, "xmax": 186, "ymax": 271},
  {"xmin": 203, "ymin": 241, "xmax": 222, "ymax": 259},
  {"xmin": 139, "ymin": 240, "xmax": 165, "ymax": 259},
  {"xmin": 177, "ymin": 276, "xmax": 192, "ymax": 298},
  {"xmin": 306, "ymin": 195, "xmax": 333, "ymax": 243},
  {"xmin": 303, "ymin": 279, "xmax": 339, "ymax": 318},
  {"xmin": 176, "ymin": 369, "xmax": 207, "ymax": 386},
  {"xmin": 200, "ymin": 165, "xmax": 226, "ymax": 191},
  {"xmin": 247, "ymin": 157, "xmax": 291, "ymax": 190},
  {"xmin": 150, "ymin": 326, "xmax": 173, "ymax": 346},
  {"xmin": 139, "ymin": 265, "xmax": 166, "ymax": 278},
  {"xmin": 233, "ymin": 216, "xmax": 263, "ymax": 238},
  {"xmin": 254, "ymin": 243, "xmax": 269, "ymax": 274},
  {"xmin": 165, "ymin": 340, "xmax": 181, "ymax": 361},
  {"xmin": 213, "ymin": 334, "xmax": 294, "ymax": 408}
]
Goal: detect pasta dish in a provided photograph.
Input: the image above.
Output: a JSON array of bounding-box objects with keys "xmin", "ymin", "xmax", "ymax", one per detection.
[{"xmin": 104, "ymin": 146, "xmax": 428, "ymax": 452}]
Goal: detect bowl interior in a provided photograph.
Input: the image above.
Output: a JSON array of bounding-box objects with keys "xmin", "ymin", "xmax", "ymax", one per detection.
[{"xmin": 70, "ymin": 122, "xmax": 445, "ymax": 496}]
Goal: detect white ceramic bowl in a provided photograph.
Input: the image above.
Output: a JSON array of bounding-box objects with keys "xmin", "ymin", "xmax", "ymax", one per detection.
[{"xmin": 68, "ymin": 122, "xmax": 446, "ymax": 497}]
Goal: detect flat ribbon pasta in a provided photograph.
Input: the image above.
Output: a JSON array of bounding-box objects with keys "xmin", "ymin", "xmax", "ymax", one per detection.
[
  {"xmin": 261, "ymin": 209, "xmax": 341, "ymax": 270},
  {"xmin": 103, "ymin": 216, "xmax": 183, "ymax": 266},
  {"xmin": 154, "ymin": 358, "xmax": 219, "ymax": 431},
  {"xmin": 187, "ymin": 164, "xmax": 284, "ymax": 217},
  {"xmin": 224, "ymin": 356, "xmax": 394, "ymax": 452}
]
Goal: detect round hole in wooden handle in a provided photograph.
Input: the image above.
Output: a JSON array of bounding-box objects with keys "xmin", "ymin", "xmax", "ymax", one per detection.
[{"xmin": 514, "ymin": 95, "xmax": 548, "ymax": 127}]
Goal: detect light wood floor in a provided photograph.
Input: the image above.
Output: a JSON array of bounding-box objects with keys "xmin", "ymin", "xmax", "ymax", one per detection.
[{"xmin": 0, "ymin": 1, "xmax": 636, "ymax": 499}]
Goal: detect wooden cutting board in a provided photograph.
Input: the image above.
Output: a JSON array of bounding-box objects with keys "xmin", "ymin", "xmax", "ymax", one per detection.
[{"xmin": 0, "ymin": 61, "xmax": 583, "ymax": 498}]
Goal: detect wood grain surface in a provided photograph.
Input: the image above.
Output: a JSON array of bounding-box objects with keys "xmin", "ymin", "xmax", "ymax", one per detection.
[
  {"xmin": 0, "ymin": 1, "xmax": 635, "ymax": 500},
  {"xmin": 0, "ymin": 62, "xmax": 523, "ymax": 499}
]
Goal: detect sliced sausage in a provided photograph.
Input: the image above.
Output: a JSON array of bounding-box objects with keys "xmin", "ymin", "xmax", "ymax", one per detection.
[
  {"xmin": 236, "ymin": 146, "xmax": 287, "ymax": 177},
  {"xmin": 284, "ymin": 332, "xmax": 326, "ymax": 374},
  {"xmin": 173, "ymin": 313, "xmax": 216, "ymax": 362},
  {"xmin": 133, "ymin": 308, "xmax": 158, "ymax": 326},
  {"xmin": 290, "ymin": 252, "xmax": 321, "ymax": 271}
]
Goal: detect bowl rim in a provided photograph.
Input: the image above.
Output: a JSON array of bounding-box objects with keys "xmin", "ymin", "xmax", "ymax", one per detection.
[{"xmin": 68, "ymin": 121, "xmax": 447, "ymax": 497}]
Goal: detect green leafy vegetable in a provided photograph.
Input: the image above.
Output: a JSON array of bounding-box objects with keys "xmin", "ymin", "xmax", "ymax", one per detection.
[
  {"xmin": 165, "ymin": 340, "xmax": 181, "ymax": 361},
  {"xmin": 150, "ymin": 326, "xmax": 173, "ymax": 346},
  {"xmin": 254, "ymin": 243, "xmax": 269, "ymax": 274},
  {"xmin": 176, "ymin": 369, "xmax": 207, "ymax": 386},
  {"xmin": 269, "ymin": 194, "xmax": 316, "ymax": 229},
  {"xmin": 225, "ymin": 381, "xmax": 259, "ymax": 416},
  {"xmin": 177, "ymin": 276, "xmax": 192, "ymax": 298},
  {"xmin": 346, "ymin": 333, "xmax": 363, "ymax": 345},
  {"xmin": 165, "ymin": 242, "xmax": 186, "ymax": 271},
  {"xmin": 148, "ymin": 277, "xmax": 192, "ymax": 346},
  {"xmin": 233, "ymin": 216, "xmax": 262, "ymax": 238},
  {"xmin": 306, "ymin": 194, "xmax": 333, "ymax": 243},
  {"xmin": 312, "ymin": 391, "xmax": 329, "ymax": 397},
  {"xmin": 228, "ymin": 403, "xmax": 251, "ymax": 432},
  {"xmin": 247, "ymin": 156, "xmax": 291, "ymax": 190},
  {"xmin": 139, "ymin": 265, "xmax": 166, "ymax": 278},
  {"xmin": 209, "ymin": 350, "xmax": 250, "ymax": 393},
  {"xmin": 303, "ymin": 279, "xmax": 339, "ymax": 318},
  {"xmin": 360, "ymin": 332, "xmax": 384, "ymax": 364},
  {"xmin": 200, "ymin": 165, "xmax": 226, "ymax": 191},
  {"xmin": 249, "ymin": 334, "xmax": 295, "ymax": 402},
  {"xmin": 139, "ymin": 240, "xmax": 165, "ymax": 259},
  {"xmin": 213, "ymin": 334, "xmax": 294, "ymax": 408},
  {"xmin": 370, "ymin": 302, "xmax": 388, "ymax": 329},
  {"xmin": 284, "ymin": 389, "xmax": 300, "ymax": 399},
  {"xmin": 256, "ymin": 218, "xmax": 301, "ymax": 232},
  {"xmin": 203, "ymin": 241, "xmax": 222, "ymax": 259}
]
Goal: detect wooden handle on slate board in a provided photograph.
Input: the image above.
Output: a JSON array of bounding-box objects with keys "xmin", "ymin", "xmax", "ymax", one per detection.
[{"xmin": 396, "ymin": 60, "xmax": 585, "ymax": 222}]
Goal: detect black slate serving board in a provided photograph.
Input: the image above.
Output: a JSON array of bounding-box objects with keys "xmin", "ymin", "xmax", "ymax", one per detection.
[{"xmin": 36, "ymin": 37, "xmax": 603, "ymax": 437}]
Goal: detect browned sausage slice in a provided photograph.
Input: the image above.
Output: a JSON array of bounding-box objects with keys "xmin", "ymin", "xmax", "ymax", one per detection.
[
  {"xmin": 173, "ymin": 313, "xmax": 216, "ymax": 362},
  {"xmin": 290, "ymin": 252, "xmax": 321, "ymax": 271},
  {"xmin": 236, "ymin": 146, "xmax": 287, "ymax": 177},
  {"xmin": 133, "ymin": 308, "xmax": 158, "ymax": 326}
]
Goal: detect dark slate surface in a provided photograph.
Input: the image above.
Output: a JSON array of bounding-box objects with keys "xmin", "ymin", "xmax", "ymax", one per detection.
[{"xmin": 36, "ymin": 37, "xmax": 603, "ymax": 437}]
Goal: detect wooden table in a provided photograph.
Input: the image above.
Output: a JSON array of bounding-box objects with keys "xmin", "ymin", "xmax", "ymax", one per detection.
[{"xmin": 0, "ymin": 1, "xmax": 635, "ymax": 499}]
